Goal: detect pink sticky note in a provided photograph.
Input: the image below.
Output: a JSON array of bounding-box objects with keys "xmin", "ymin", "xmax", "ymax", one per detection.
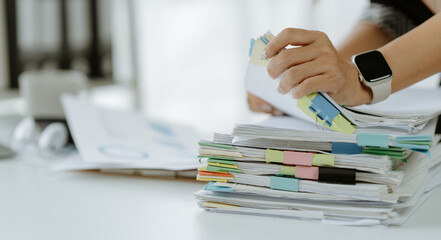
[
  {"xmin": 295, "ymin": 166, "xmax": 319, "ymax": 180},
  {"xmin": 283, "ymin": 151, "xmax": 313, "ymax": 166}
]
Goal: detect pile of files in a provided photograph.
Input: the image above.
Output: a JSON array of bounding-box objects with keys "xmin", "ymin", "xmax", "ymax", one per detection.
[{"xmin": 193, "ymin": 32, "xmax": 441, "ymax": 227}]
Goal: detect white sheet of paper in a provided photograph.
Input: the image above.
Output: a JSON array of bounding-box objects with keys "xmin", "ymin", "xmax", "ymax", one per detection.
[{"xmin": 61, "ymin": 95, "xmax": 199, "ymax": 170}]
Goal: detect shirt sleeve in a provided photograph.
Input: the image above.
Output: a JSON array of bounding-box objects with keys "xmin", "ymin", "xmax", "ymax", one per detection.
[{"xmin": 359, "ymin": 2, "xmax": 417, "ymax": 39}]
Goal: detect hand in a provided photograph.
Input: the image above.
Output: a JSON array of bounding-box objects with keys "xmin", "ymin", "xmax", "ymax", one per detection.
[
  {"xmin": 264, "ymin": 28, "xmax": 373, "ymax": 106},
  {"xmin": 247, "ymin": 92, "xmax": 284, "ymax": 115}
]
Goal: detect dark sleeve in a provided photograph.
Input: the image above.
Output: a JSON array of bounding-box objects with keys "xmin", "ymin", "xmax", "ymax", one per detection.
[{"xmin": 359, "ymin": 0, "xmax": 434, "ymax": 39}]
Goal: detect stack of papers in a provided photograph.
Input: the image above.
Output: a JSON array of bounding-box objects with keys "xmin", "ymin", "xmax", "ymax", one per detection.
[
  {"xmin": 195, "ymin": 116, "xmax": 441, "ymax": 226},
  {"xmin": 193, "ymin": 32, "xmax": 441, "ymax": 227}
]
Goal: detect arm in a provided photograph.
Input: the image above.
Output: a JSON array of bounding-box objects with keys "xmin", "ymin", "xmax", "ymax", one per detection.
[
  {"xmin": 380, "ymin": 12, "xmax": 441, "ymax": 92},
  {"xmin": 338, "ymin": 22, "xmax": 393, "ymax": 60}
]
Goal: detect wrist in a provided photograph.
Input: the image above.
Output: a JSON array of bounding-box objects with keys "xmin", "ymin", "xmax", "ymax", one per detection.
[{"xmin": 349, "ymin": 62, "xmax": 373, "ymax": 106}]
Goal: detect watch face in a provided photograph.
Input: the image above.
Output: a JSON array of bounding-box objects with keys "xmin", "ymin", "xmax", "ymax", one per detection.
[{"xmin": 354, "ymin": 50, "xmax": 392, "ymax": 83}]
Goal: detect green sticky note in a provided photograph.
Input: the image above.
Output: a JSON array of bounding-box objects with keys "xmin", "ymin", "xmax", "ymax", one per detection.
[
  {"xmin": 265, "ymin": 149, "xmax": 284, "ymax": 163},
  {"xmin": 207, "ymin": 165, "xmax": 243, "ymax": 173},
  {"xmin": 198, "ymin": 141, "xmax": 235, "ymax": 149},
  {"xmin": 312, "ymin": 154, "xmax": 335, "ymax": 167},
  {"xmin": 280, "ymin": 166, "xmax": 296, "ymax": 176},
  {"xmin": 207, "ymin": 159, "xmax": 236, "ymax": 165}
]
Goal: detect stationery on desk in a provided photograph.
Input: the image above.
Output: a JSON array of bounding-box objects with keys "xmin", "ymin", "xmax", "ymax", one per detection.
[
  {"xmin": 192, "ymin": 32, "xmax": 441, "ymax": 227},
  {"xmin": 36, "ymin": 95, "xmax": 201, "ymax": 178}
]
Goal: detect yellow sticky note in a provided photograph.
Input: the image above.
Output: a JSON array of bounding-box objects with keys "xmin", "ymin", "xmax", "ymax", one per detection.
[
  {"xmin": 280, "ymin": 166, "xmax": 296, "ymax": 176},
  {"xmin": 198, "ymin": 148, "xmax": 243, "ymax": 158},
  {"xmin": 249, "ymin": 38, "xmax": 270, "ymax": 66},
  {"xmin": 196, "ymin": 176, "xmax": 228, "ymax": 182},
  {"xmin": 312, "ymin": 154, "xmax": 335, "ymax": 167},
  {"xmin": 207, "ymin": 162, "xmax": 239, "ymax": 169},
  {"xmin": 202, "ymin": 201, "xmax": 241, "ymax": 210},
  {"xmin": 265, "ymin": 149, "xmax": 284, "ymax": 163}
]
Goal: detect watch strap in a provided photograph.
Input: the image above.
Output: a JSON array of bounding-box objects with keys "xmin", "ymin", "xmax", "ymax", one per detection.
[{"xmin": 367, "ymin": 78, "xmax": 391, "ymax": 105}]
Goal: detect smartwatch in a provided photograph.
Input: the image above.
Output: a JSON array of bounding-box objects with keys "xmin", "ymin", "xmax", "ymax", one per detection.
[{"xmin": 352, "ymin": 50, "xmax": 393, "ymax": 104}]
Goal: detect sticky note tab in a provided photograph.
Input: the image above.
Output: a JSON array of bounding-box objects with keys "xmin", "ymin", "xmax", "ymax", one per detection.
[
  {"xmin": 332, "ymin": 142, "xmax": 362, "ymax": 154},
  {"xmin": 318, "ymin": 167, "xmax": 356, "ymax": 185},
  {"xmin": 249, "ymin": 38, "xmax": 256, "ymax": 57},
  {"xmin": 357, "ymin": 133, "xmax": 389, "ymax": 149},
  {"xmin": 280, "ymin": 166, "xmax": 296, "ymax": 176},
  {"xmin": 283, "ymin": 151, "xmax": 313, "ymax": 166},
  {"xmin": 294, "ymin": 166, "xmax": 319, "ymax": 180},
  {"xmin": 204, "ymin": 182, "xmax": 235, "ymax": 193},
  {"xmin": 207, "ymin": 162, "xmax": 239, "ymax": 169},
  {"xmin": 265, "ymin": 149, "xmax": 284, "ymax": 163},
  {"xmin": 203, "ymin": 201, "xmax": 241, "ymax": 210},
  {"xmin": 206, "ymin": 165, "xmax": 243, "ymax": 173},
  {"xmin": 270, "ymin": 176, "xmax": 299, "ymax": 192},
  {"xmin": 249, "ymin": 38, "xmax": 270, "ymax": 66},
  {"xmin": 198, "ymin": 141, "xmax": 235, "ymax": 149},
  {"xmin": 297, "ymin": 93, "xmax": 355, "ymax": 135},
  {"xmin": 312, "ymin": 154, "xmax": 335, "ymax": 167},
  {"xmin": 308, "ymin": 93, "xmax": 339, "ymax": 127}
]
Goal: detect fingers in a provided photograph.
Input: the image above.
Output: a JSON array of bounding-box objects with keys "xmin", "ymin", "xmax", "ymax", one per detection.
[
  {"xmin": 291, "ymin": 75, "xmax": 335, "ymax": 100},
  {"xmin": 267, "ymin": 46, "xmax": 316, "ymax": 79},
  {"xmin": 265, "ymin": 28, "xmax": 326, "ymax": 59},
  {"xmin": 277, "ymin": 60, "xmax": 326, "ymax": 94}
]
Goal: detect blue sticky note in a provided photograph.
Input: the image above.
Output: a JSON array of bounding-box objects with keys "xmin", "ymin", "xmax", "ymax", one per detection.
[
  {"xmin": 259, "ymin": 36, "xmax": 269, "ymax": 45},
  {"xmin": 393, "ymin": 135, "xmax": 432, "ymax": 141},
  {"xmin": 204, "ymin": 182, "xmax": 235, "ymax": 193},
  {"xmin": 249, "ymin": 38, "xmax": 256, "ymax": 57},
  {"xmin": 332, "ymin": 142, "xmax": 362, "ymax": 154},
  {"xmin": 308, "ymin": 94, "xmax": 339, "ymax": 127},
  {"xmin": 357, "ymin": 133, "xmax": 389, "ymax": 149},
  {"xmin": 270, "ymin": 176, "xmax": 299, "ymax": 192}
]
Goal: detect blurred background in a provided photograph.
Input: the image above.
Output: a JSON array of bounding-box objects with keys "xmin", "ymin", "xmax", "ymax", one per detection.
[{"xmin": 0, "ymin": 0, "xmax": 439, "ymax": 135}]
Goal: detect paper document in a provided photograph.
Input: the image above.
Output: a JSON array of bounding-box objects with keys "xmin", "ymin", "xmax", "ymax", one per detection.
[{"xmin": 61, "ymin": 95, "xmax": 199, "ymax": 170}]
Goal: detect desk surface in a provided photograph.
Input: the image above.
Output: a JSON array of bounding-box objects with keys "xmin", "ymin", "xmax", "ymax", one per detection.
[{"xmin": 1, "ymin": 159, "xmax": 441, "ymax": 240}]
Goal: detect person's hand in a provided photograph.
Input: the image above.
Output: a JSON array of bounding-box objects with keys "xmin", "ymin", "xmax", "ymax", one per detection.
[
  {"xmin": 264, "ymin": 28, "xmax": 373, "ymax": 106},
  {"xmin": 247, "ymin": 92, "xmax": 284, "ymax": 115}
]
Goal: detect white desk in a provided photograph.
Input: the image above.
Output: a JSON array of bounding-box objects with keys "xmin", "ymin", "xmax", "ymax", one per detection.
[{"xmin": 1, "ymin": 158, "xmax": 441, "ymax": 240}]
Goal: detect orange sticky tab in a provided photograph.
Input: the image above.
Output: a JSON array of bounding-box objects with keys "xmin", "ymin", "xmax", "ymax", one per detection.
[
  {"xmin": 283, "ymin": 151, "xmax": 313, "ymax": 166},
  {"xmin": 198, "ymin": 171, "xmax": 234, "ymax": 178},
  {"xmin": 295, "ymin": 166, "xmax": 319, "ymax": 180}
]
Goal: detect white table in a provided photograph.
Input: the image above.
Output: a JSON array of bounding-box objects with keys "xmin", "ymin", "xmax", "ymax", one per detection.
[{"xmin": 1, "ymin": 159, "xmax": 441, "ymax": 240}]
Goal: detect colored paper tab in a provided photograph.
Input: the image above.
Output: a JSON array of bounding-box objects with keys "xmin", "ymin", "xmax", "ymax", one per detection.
[
  {"xmin": 297, "ymin": 93, "xmax": 355, "ymax": 134},
  {"xmin": 207, "ymin": 162, "xmax": 239, "ymax": 169},
  {"xmin": 249, "ymin": 38, "xmax": 270, "ymax": 66},
  {"xmin": 280, "ymin": 166, "xmax": 296, "ymax": 176},
  {"xmin": 265, "ymin": 149, "xmax": 284, "ymax": 163},
  {"xmin": 357, "ymin": 133, "xmax": 389, "ymax": 149},
  {"xmin": 332, "ymin": 142, "xmax": 362, "ymax": 154},
  {"xmin": 202, "ymin": 201, "xmax": 241, "ymax": 210},
  {"xmin": 270, "ymin": 176, "xmax": 299, "ymax": 192},
  {"xmin": 206, "ymin": 165, "xmax": 243, "ymax": 173},
  {"xmin": 295, "ymin": 166, "xmax": 319, "ymax": 180},
  {"xmin": 204, "ymin": 182, "xmax": 235, "ymax": 193},
  {"xmin": 198, "ymin": 141, "xmax": 235, "ymax": 149},
  {"xmin": 308, "ymin": 93, "xmax": 339, "ymax": 127},
  {"xmin": 283, "ymin": 151, "xmax": 313, "ymax": 166},
  {"xmin": 312, "ymin": 154, "xmax": 335, "ymax": 167},
  {"xmin": 318, "ymin": 167, "xmax": 356, "ymax": 185}
]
